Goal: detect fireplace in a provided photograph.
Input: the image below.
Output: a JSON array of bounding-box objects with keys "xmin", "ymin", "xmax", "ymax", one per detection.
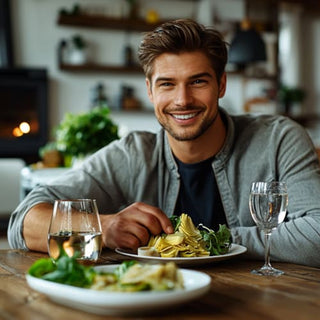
[
  {"xmin": 0, "ymin": 68, "xmax": 48, "ymax": 163},
  {"xmin": 0, "ymin": 0, "xmax": 49, "ymax": 164}
]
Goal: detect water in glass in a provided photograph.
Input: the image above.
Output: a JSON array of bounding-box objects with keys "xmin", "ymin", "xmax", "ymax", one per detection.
[
  {"xmin": 48, "ymin": 199, "xmax": 102, "ymax": 263},
  {"xmin": 249, "ymin": 181, "xmax": 288, "ymax": 276}
]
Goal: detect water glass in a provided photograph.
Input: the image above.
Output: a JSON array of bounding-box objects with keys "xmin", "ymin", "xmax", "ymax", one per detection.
[
  {"xmin": 249, "ymin": 181, "xmax": 288, "ymax": 276},
  {"xmin": 48, "ymin": 199, "xmax": 102, "ymax": 262}
]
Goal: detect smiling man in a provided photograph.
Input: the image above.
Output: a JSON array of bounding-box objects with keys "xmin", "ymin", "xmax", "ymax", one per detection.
[
  {"xmin": 147, "ymin": 51, "xmax": 226, "ymax": 161},
  {"xmin": 8, "ymin": 19, "xmax": 320, "ymax": 267}
]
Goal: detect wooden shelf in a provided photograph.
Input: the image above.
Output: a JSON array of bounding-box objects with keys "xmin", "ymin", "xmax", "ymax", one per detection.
[
  {"xmin": 57, "ymin": 13, "xmax": 166, "ymax": 32},
  {"xmin": 59, "ymin": 63, "xmax": 143, "ymax": 74},
  {"xmin": 59, "ymin": 64, "xmax": 279, "ymax": 80}
]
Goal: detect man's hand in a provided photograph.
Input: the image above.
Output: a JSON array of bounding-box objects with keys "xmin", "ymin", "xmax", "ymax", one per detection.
[{"xmin": 100, "ymin": 202, "xmax": 174, "ymax": 250}]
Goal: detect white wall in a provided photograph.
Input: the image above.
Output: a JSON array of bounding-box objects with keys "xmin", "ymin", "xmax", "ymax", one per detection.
[{"xmin": 300, "ymin": 12, "xmax": 320, "ymax": 116}]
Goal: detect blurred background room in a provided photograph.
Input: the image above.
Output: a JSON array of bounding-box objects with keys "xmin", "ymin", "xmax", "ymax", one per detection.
[{"xmin": 1, "ymin": 0, "xmax": 320, "ymax": 246}]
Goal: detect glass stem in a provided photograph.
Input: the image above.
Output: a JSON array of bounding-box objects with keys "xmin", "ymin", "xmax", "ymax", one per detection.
[{"xmin": 264, "ymin": 232, "xmax": 272, "ymax": 268}]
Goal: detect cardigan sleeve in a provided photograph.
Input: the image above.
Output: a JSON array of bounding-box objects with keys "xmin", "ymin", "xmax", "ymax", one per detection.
[{"xmin": 230, "ymin": 117, "xmax": 320, "ymax": 267}]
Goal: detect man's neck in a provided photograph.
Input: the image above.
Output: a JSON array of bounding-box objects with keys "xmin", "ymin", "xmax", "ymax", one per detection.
[{"xmin": 168, "ymin": 113, "xmax": 226, "ymax": 164}]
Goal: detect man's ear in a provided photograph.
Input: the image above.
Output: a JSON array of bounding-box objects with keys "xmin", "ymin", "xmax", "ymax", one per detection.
[
  {"xmin": 146, "ymin": 78, "xmax": 153, "ymax": 103},
  {"xmin": 218, "ymin": 72, "xmax": 227, "ymax": 98}
]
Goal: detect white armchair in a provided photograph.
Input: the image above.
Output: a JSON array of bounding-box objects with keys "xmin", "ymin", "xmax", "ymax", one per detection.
[{"xmin": 0, "ymin": 158, "xmax": 26, "ymax": 216}]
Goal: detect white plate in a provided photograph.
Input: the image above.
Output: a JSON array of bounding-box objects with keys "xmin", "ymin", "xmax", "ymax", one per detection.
[
  {"xmin": 26, "ymin": 265, "xmax": 211, "ymax": 316},
  {"xmin": 116, "ymin": 244, "xmax": 247, "ymax": 266}
]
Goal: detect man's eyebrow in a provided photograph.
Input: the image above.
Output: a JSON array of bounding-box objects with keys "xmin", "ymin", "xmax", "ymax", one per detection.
[
  {"xmin": 189, "ymin": 72, "xmax": 214, "ymax": 79},
  {"xmin": 154, "ymin": 72, "xmax": 213, "ymax": 84},
  {"xmin": 154, "ymin": 77, "xmax": 174, "ymax": 84}
]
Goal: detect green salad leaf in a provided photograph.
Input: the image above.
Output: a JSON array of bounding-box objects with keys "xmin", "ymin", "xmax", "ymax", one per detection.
[
  {"xmin": 28, "ymin": 257, "xmax": 56, "ymax": 278},
  {"xmin": 199, "ymin": 224, "xmax": 231, "ymax": 255},
  {"xmin": 28, "ymin": 251, "xmax": 95, "ymax": 288},
  {"xmin": 169, "ymin": 215, "xmax": 182, "ymax": 232}
]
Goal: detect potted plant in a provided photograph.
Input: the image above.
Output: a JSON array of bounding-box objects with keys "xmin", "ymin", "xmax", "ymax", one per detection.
[
  {"xmin": 278, "ymin": 85, "xmax": 306, "ymax": 115},
  {"xmin": 68, "ymin": 34, "xmax": 88, "ymax": 65},
  {"xmin": 54, "ymin": 106, "xmax": 119, "ymax": 167}
]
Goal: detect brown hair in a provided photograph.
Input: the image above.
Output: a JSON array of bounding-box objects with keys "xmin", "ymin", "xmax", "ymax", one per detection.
[{"xmin": 138, "ymin": 19, "xmax": 228, "ymax": 83}]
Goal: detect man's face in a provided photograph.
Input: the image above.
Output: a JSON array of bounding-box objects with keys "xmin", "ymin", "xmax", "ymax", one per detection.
[{"xmin": 146, "ymin": 51, "xmax": 226, "ymax": 142}]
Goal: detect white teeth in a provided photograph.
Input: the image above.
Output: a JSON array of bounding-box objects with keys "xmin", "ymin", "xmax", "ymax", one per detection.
[{"xmin": 173, "ymin": 113, "xmax": 197, "ymax": 120}]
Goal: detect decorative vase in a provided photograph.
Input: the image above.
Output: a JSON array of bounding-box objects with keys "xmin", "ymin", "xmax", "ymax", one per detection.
[{"xmin": 68, "ymin": 48, "xmax": 87, "ymax": 65}]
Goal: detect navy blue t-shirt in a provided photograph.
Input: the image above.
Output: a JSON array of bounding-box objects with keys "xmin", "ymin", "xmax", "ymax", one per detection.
[{"xmin": 174, "ymin": 156, "xmax": 227, "ymax": 230}]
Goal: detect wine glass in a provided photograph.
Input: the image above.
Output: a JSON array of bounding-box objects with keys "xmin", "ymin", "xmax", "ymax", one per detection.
[
  {"xmin": 48, "ymin": 199, "xmax": 102, "ymax": 263},
  {"xmin": 249, "ymin": 181, "xmax": 288, "ymax": 276}
]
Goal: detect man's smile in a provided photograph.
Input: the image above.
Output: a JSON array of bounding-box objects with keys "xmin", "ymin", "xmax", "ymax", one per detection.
[{"xmin": 171, "ymin": 112, "xmax": 199, "ymax": 120}]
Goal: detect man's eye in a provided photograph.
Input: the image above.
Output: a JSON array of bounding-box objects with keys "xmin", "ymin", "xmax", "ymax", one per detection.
[
  {"xmin": 159, "ymin": 82, "xmax": 173, "ymax": 87},
  {"xmin": 192, "ymin": 79, "xmax": 206, "ymax": 85}
]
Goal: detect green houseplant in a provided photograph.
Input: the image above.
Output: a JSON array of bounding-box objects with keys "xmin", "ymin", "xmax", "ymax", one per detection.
[
  {"xmin": 68, "ymin": 34, "xmax": 88, "ymax": 65},
  {"xmin": 54, "ymin": 107, "xmax": 119, "ymax": 167},
  {"xmin": 71, "ymin": 34, "xmax": 87, "ymax": 50},
  {"xmin": 278, "ymin": 85, "xmax": 306, "ymax": 115}
]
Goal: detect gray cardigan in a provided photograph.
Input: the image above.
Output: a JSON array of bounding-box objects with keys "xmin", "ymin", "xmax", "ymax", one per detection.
[{"xmin": 8, "ymin": 108, "xmax": 320, "ymax": 267}]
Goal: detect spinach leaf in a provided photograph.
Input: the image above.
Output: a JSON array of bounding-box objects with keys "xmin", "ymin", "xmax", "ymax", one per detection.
[
  {"xmin": 28, "ymin": 258, "xmax": 56, "ymax": 278},
  {"xmin": 28, "ymin": 251, "xmax": 95, "ymax": 288},
  {"xmin": 169, "ymin": 215, "xmax": 181, "ymax": 232},
  {"xmin": 199, "ymin": 224, "xmax": 231, "ymax": 255},
  {"xmin": 42, "ymin": 254, "xmax": 96, "ymax": 287}
]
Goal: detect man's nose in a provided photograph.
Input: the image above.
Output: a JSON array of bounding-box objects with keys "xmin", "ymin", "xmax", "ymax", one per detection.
[{"xmin": 174, "ymin": 85, "xmax": 193, "ymax": 107}]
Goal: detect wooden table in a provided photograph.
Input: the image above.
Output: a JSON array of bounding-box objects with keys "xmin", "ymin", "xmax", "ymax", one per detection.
[{"xmin": 0, "ymin": 249, "xmax": 319, "ymax": 320}]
